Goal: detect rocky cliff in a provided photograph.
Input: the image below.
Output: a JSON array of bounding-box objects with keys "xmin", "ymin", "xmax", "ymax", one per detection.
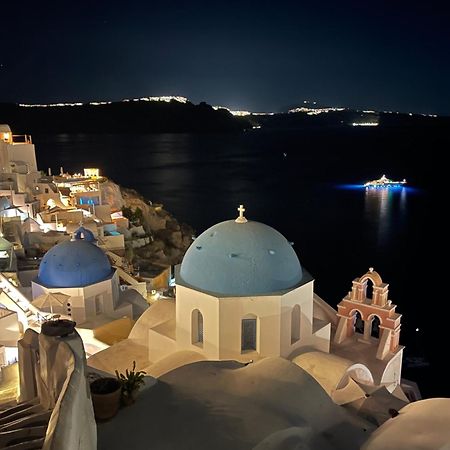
[{"xmin": 100, "ymin": 180, "xmax": 194, "ymax": 270}]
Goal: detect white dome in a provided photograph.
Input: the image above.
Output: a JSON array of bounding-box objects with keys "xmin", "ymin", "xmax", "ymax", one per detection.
[{"xmin": 0, "ymin": 124, "xmax": 11, "ymax": 133}]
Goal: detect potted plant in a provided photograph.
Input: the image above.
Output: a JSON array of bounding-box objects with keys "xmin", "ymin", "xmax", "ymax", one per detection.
[
  {"xmin": 41, "ymin": 319, "xmax": 76, "ymax": 337},
  {"xmin": 90, "ymin": 377, "xmax": 122, "ymax": 420},
  {"xmin": 115, "ymin": 361, "xmax": 146, "ymax": 406}
]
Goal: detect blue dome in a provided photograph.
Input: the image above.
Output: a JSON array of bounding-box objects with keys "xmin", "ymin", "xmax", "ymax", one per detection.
[
  {"xmin": 179, "ymin": 220, "xmax": 303, "ymax": 296},
  {"xmin": 74, "ymin": 226, "xmax": 96, "ymax": 242},
  {"xmin": 37, "ymin": 239, "xmax": 113, "ymax": 288}
]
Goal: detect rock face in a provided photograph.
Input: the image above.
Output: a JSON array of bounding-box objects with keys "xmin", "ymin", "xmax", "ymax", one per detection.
[
  {"xmin": 100, "ymin": 181, "xmax": 194, "ymax": 268},
  {"xmin": 120, "ymin": 187, "xmax": 167, "ymax": 232},
  {"xmin": 101, "ymin": 180, "xmax": 124, "ymax": 212}
]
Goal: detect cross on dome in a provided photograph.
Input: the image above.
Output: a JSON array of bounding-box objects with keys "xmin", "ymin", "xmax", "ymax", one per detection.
[{"xmin": 235, "ymin": 204, "xmax": 248, "ymax": 223}]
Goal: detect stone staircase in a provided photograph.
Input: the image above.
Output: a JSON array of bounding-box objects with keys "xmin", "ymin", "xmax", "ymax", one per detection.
[{"xmin": 0, "ymin": 399, "xmax": 51, "ymax": 449}]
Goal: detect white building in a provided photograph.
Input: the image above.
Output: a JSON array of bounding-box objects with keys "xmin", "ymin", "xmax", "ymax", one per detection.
[
  {"xmin": 89, "ymin": 206, "xmax": 405, "ymax": 397},
  {"xmin": 0, "ymin": 124, "xmax": 37, "ymax": 175},
  {"xmin": 31, "ymin": 227, "xmax": 147, "ymax": 326},
  {"xmin": 147, "ymin": 205, "xmax": 330, "ymax": 363},
  {"xmin": 0, "ymin": 235, "xmax": 17, "ymax": 272}
]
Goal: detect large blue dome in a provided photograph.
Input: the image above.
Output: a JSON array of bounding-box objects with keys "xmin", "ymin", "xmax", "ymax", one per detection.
[
  {"xmin": 37, "ymin": 239, "xmax": 113, "ymax": 288},
  {"xmin": 179, "ymin": 220, "xmax": 303, "ymax": 296}
]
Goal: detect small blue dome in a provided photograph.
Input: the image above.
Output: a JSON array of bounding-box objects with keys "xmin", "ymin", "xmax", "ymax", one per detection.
[
  {"xmin": 37, "ymin": 239, "xmax": 113, "ymax": 288},
  {"xmin": 74, "ymin": 226, "xmax": 96, "ymax": 242},
  {"xmin": 179, "ymin": 220, "xmax": 303, "ymax": 296}
]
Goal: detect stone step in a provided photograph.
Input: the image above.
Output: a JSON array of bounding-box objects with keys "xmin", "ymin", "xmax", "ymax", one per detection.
[
  {"xmin": 0, "ymin": 425, "xmax": 47, "ymax": 448},
  {"xmin": 0, "ymin": 410, "xmax": 51, "ymax": 433},
  {"xmin": 0, "ymin": 401, "xmax": 17, "ymax": 413},
  {"xmin": 1, "ymin": 436, "xmax": 45, "ymax": 449},
  {"xmin": 0, "ymin": 405, "xmax": 46, "ymax": 428},
  {"xmin": 0, "ymin": 400, "xmax": 40, "ymax": 420}
]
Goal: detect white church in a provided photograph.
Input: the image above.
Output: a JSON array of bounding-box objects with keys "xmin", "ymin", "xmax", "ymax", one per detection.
[
  {"xmin": 89, "ymin": 205, "xmax": 404, "ymax": 396},
  {"xmin": 30, "ymin": 226, "xmax": 147, "ymax": 327}
]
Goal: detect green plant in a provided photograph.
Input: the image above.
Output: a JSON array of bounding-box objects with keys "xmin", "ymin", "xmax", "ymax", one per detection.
[
  {"xmin": 122, "ymin": 206, "xmax": 143, "ymax": 226},
  {"xmin": 115, "ymin": 361, "xmax": 146, "ymax": 403}
]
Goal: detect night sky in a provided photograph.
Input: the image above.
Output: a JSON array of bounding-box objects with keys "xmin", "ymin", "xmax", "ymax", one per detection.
[{"xmin": 1, "ymin": 0, "xmax": 449, "ymax": 114}]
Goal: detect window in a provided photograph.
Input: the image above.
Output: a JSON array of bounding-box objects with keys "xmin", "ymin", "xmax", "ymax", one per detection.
[
  {"xmin": 95, "ymin": 295, "xmax": 102, "ymax": 315},
  {"xmin": 191, "ymin": 309, "xmax": 204, "ymax": 346},
  {"xmin": 291, "ymin": 305, "xmax": 301, "ymax": 344},
  {"xmin": 241, "ymin": 316, "xmax": 257, "ymax": 352},
  {"xmin": 371, "ymin": 316, "xmax": 381, "ymax": 338},
  {"xmin": 354, "ymin": 311, "xmax": 364, "ymax": 334}
]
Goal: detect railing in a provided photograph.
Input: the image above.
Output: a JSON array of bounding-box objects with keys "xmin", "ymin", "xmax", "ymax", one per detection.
[
  {"xmin": 0, "ymin": 273, "xmax": 47, "ymax": 324},
  {"xmin": 12, "ymin": 134, "xmax": 32, "ymax": 144}
]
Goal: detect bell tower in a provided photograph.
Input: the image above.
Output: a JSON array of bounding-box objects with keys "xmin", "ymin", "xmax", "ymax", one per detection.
[{"xmin": 334, "ymin": 268, "xmax": 402, "ymax": 360}]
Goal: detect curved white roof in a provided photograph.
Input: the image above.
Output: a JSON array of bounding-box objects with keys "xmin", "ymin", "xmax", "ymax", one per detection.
[
  {"xmin": 0, "ymin": 124, "xmax": 11, "ymax": 133},
  {"xmin": 179, "ymin": 219, "xmax": 303, "ymax": 296}
]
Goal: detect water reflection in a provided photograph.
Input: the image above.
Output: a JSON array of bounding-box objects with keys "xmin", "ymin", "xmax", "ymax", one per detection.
[
  {"xmin": 400, "ymin": 185, "xmax": 407, "ymax": 213},
  {"xmin": 364, "ymin": 187, "xmax": 408, "ymax": 245}
]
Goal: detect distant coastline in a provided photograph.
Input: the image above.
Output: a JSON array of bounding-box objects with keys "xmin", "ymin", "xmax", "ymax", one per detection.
[
  {"xmin": 1, "ymin": 98, "xmax": 449, "ymax": 134},
  {"xmin": 0, "ymin": 100, "xmax": 249, "ymax": 134}
]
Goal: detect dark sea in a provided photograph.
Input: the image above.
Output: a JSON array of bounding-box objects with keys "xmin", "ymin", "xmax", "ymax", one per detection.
[{"xmin": 33, "ymin": 126, "xmax": 446, "ymax": 398}]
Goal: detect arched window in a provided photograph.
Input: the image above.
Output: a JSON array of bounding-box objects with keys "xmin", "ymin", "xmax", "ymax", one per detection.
[
  {"xmin": 360, "ymin": 275, "xmax": 379, "ymax": 302},
  {"xmin": 95, "ymin": 295, "xmax": 102, "ymax": 315},
  {"xmin": 241, "ymin": 314, "xmax": 257, "ymax": 352},
  {"xmin": 191, "ymin": 309, "xmax": 204, "ymax": 346},
  {"xmin": 354, "ymin": 311, "xmax": 364, "ymax": 334},
  {"xmin": 291, "ymin": 305, "xmax": 301, "ymax": 344},
  {"xmin": 371, "ymin": 315, "xmax": 381, "ymax": 339},
  {"xmin": 365, "ymin": 280, "xmax": 374, "ymax": 301}
]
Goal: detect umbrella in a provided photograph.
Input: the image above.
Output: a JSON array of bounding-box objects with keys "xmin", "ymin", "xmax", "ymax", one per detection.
[{"xmin": 32, "ymin": 292, "xmax": 70, "ymax": 314}]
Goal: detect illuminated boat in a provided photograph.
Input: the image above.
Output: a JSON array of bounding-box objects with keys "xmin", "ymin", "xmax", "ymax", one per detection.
[{"xmin": 364, "ymin": 174, "xmax": 407, "ymax": 188}]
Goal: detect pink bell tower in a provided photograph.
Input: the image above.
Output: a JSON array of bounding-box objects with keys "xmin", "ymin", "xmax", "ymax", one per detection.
[{"xmin": 334, "ymin": 268, "xmax": 402, "ymax": 360}]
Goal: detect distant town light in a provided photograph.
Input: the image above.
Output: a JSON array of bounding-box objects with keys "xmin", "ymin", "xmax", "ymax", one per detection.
[
  {"xmin": 122, "ymin": 96, "xmax": 188, "ymax": 104},
  {"xmin": 288, "ymin": 106, "xmax": 345, "ymax": 115},
  {"xmin": 351, "ymin": 122, "xmax": 379, "ymax": 127},
  {"xmin": 230, "ymin": 110, "xmax": 251, "ymax": 116},
  {"xmin": 212, "ymin": 106, "xmax": 275, "ymax": 116}
]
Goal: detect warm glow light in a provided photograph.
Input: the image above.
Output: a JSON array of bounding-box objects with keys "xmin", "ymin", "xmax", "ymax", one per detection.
[
  {"xmin": 19, "ymin": 102, "xmax": 83, "ymax": 107},
  {"xmin": 351, "ymin": 122, "xmax": 379, "ymax": 127},
  {"xmin": 212, "ymin": 106, "xmax": 275, "ymax": 116},
  {"xmin": 89, "ymin": 101, "xmax": 112, "ymax": 106},
  {"xmin": 123, "ymin": 96, "xmax": 188, "ymax": 104},
  {"xmin": 288, "ymin": 106, "xmax": 345, "ymax": 115},
  {"xmin": 84, "ymin": 168, "xmax": 100, "ymax": 178},
  {"xmin": 46, "ymin": 199, "xmax": 57, "ymax": 209}
]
